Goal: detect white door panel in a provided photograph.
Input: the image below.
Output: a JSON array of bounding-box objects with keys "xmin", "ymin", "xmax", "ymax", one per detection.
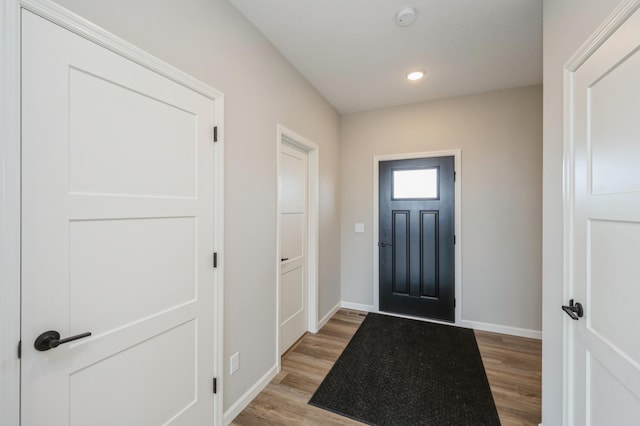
[
  {"xmin": 568, "ymin": 6, "xmax": 640, "ymax": 425},
  {"xmin": 280, "ymin": 151, "xmax": 307, "ymax": 212},
  {"xmin": 589, "ymin": 220, "xmax": 640, "ymax": 363},
  {"xmin": 587, "ymin": 354, "xmax": 640, "ymax": 425},
  {"xmin": 21, "ymin": 10, "xmax": 215, "ymax": 425},
  {"xmin": 69, "ymin": 68, "xmax": 198, "ymax": 198},
  {"xmin": 279, "ymin": 144, "xmax": 308, "ymax": 354},
  {"xmin": 281, "ymin": 266, "xmax": 305, "ymax": 322},
  {"xmin": 70, "ymin": 320, "xmax": 197, "ymax": 426},
  {"xmin": 281, "ymin": 213, "xmax": 305, "ymax": 262},
  {"xmin": 68, "ymin": 217, "xmax": 196, "ymax": 335},
  {"xmin": 589, "ymin": 46, "xmax": 640, "ymax": 196}
]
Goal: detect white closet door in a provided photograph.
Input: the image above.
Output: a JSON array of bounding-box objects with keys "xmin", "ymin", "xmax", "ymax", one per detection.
[
  {"xmin": 21, "ymin": 10, "xmax": 216, "ymax": 425},
  {"xmin": 279, "ymin": 144, "xmax": 308, "ymax": 354}
]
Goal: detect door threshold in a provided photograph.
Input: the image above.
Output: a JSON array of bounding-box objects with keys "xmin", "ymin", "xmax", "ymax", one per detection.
[{"xmin": 376, "ymin": 310, "xmax": 459, "ymax": 328}]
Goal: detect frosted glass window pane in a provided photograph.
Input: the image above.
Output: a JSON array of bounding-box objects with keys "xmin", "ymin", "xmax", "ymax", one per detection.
[{"xmin": 393, "ymin": 169, "xmax": 438, "ymax": 199}]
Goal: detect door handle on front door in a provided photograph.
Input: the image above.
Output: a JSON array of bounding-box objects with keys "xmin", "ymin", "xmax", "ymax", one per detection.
[
  {"xmin": 561, "ymin": 299, "xmax": 584, "ymax": 320},
  {"xmin": 34, "ymin": 330, "xmax": 92, "ymax": 351},
  {"xmin": 378, "ymin": 242, "xmax": 392, "ymax": 247}
]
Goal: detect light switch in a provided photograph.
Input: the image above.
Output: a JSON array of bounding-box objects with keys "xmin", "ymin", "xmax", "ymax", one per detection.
[{"xmin": 355, "ymin": 223, "xmax": 365, "ymax": 233}]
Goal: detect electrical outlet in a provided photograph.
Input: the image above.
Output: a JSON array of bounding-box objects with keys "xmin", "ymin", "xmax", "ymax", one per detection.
[{"xmin": 230, "ymin": 352, "xmax": 239, "ymax": 375}]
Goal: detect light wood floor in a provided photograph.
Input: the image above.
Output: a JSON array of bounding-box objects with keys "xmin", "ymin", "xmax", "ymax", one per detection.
[{"xmin": 231, "ymin": 309, "xmax": 541, "ymax": 426}]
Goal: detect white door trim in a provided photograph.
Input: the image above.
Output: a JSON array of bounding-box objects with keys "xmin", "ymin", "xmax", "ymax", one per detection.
[
  {"xmin": 1, "ymin": 1, "xmax": 225, "ymax": 424},
  {"xmin": 0, "ymin": 1, "xmax": 22, "ymax": 425},
  {"xmin": 373, "ymin": 150, "xmax": 462, "ymax": 324},
  {"xmin": 276, "ymin": 124, "xmax": 319, "ymax": 371},
  {"xmin": 561, "ymin": 1, "xmax": 640, "ymax": 424}
]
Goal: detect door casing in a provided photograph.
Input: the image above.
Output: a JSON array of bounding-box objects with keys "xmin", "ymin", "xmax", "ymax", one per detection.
[
  {"xmin": 0, "ymin": 1, "xmax": 225, "ymax": 424},
  {"xmin": 0, "ymin": 1, "xmax": 21, "ymax": 424},
  {"xmin": 275, "ymin": 124, "xmax": 319, "ymax": 371},
  {"xmin": 373, "ymin": 150, "xmax": 462, "ymax": 324}
]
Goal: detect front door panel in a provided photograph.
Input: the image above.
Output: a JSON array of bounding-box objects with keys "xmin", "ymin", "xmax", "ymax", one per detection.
[{"xmin": 379, "ymin": 156, "xmax": 455, "ymax": 321}]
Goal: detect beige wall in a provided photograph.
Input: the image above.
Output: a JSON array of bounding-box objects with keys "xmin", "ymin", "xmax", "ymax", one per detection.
[
  {"xmin": 340, "ymin": 85, "xmax": 542, "ymax": 332},
  {"xmin": 52, "ymin": 0, "xmax": 342, "ymax": 413},
  {"xmin": 542, "ymin": 0, "xmax": 621, "ymax": 423}
]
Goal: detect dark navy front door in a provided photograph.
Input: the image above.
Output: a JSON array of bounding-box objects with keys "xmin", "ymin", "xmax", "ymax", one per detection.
[{"xmin": 379, "ymin": 156, "xmax": 455, "ymax": 322}]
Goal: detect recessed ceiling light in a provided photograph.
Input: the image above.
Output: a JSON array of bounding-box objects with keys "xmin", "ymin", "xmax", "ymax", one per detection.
[{"xmin": 406, "ymin": 70, "xmax": 425, "ymax": 81}]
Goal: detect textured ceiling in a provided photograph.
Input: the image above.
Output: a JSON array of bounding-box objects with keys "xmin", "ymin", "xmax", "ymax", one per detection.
[{"xmin": 229, "ymin": 0, "xmax": 542, "ymax": 114}]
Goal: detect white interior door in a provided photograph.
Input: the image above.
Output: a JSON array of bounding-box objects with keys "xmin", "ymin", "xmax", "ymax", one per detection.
[
  {"xmin": 279, "ymin": 143, "xmax": 308, "ymax": 355},
  {"xmin": 568, "ymin": 7, "xmax": 640, "ymax": 425},
  {"xmin": 21, "ymin": 10, "xmax": 216, "ymax": 425}
]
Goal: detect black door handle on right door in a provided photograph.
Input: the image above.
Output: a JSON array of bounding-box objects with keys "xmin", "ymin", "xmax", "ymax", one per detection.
[{"xmin": 562, "ymin": 299, "xmax": 584, "ymax": 320}]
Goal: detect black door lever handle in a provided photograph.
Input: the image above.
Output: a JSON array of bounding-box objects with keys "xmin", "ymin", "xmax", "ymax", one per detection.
[
  {"xmin": 378, "ymin": 242, "xmax": 392, "ymax": 247},
  {"xmin": 562, "ymin": 299, "xmax": 584, "ymax": 320},
  {"xmin": 34, "ymin": 330, "xmax": 92, "ymax": 351}
]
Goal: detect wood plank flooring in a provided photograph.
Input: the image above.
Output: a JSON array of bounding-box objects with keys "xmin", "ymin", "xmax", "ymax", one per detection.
[
  {"xmin": 231, "ymin": 309, "xmax": 541, "ymax": 426},
  {"xmin": 475, "ymin": 330, "xmax": 542, "ymax": 425}
]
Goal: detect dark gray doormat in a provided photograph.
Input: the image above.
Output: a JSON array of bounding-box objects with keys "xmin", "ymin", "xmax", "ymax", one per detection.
[{"xmin": 308, "ymin": 313, "xmax": 500, "ymax": 425}]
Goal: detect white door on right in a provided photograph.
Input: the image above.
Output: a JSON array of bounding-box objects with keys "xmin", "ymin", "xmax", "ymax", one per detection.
[
  {"xmin": 279, "ymin": 143, "xmax": 308, "ymax": 355},
  {"xmin": 568, "ymin": 6, "xmax": 640, "ymax": 425}
]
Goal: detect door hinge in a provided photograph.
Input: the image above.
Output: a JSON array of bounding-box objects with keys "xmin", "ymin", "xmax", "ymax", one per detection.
[
  {"xmin": 213, "ymin": 252, "xmax": 218, "ymax": 268},
  {"xmin": 454, "ymin": 235, "xmax": 456, "ymax": 245},
  {"xmin": 454, "ymin": 298, "xmax": 456, "ymax": 308},
  {"xmin": 454, "ymin": 171, "xmax": 456, "ymax": 182},
  {"xmin": 18, "ymin": 341, "xmax": 21, "ymax": 359},
  {"xmin": 213, "ymin": 377, "xmax": 218, "ymax": 394},
  {"xmin": 213, "ymin": 126, "xmax": 218, "ymax": 142}
]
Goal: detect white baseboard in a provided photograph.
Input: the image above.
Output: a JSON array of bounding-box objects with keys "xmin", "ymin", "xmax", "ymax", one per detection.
[
  {"xmin": 459, "ymin": 319, "xmax": 542, "ymax": 340},
  {"xmin": 223, "ymin": 363, "xmax": 278, "ymax": 425},
  {"xmin": 340, "ymin": 301, "xmax": 375, "ymax": 312},
  {"xmin": 318, "ymin": 301, "xmax": 342, "ymax": 330}
]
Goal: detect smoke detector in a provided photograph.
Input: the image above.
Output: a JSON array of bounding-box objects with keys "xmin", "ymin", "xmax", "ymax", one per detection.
[{"xmin": 396, "ymin": 7, "xmax": 417, "ymax": 27}]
